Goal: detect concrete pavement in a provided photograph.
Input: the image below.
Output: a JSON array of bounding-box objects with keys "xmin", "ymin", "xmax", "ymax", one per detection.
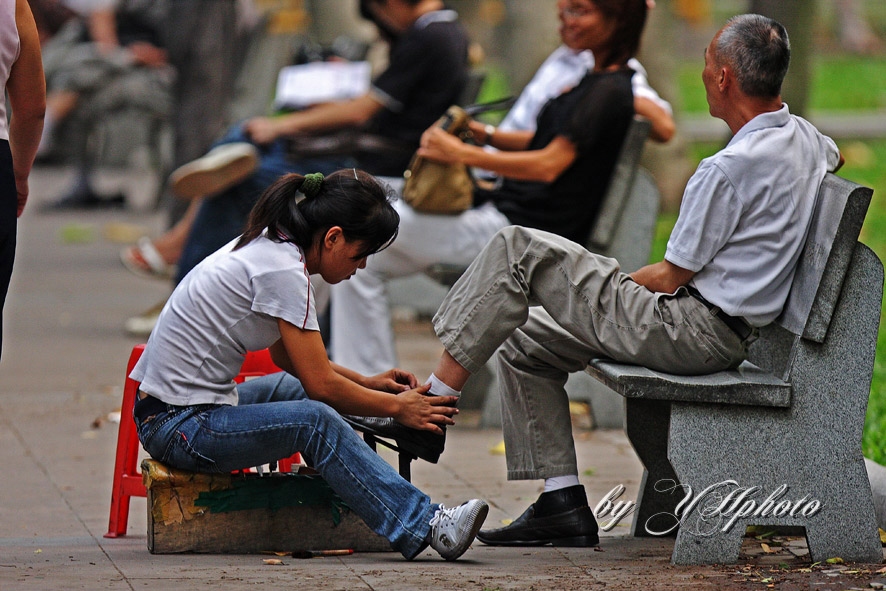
[{"xmin": 1, "ymin": 166, "xmax": 883, "ymax": 590}]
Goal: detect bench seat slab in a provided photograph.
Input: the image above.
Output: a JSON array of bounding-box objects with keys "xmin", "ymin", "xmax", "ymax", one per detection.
[{"xmin": 586, "ymin": 360, "xmax": 791, "ymax": 407}]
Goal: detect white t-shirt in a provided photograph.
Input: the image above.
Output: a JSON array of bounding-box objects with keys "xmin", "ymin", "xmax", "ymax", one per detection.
[
  {"xmin": 499, "ymin": 45, "xmax": 672, "ymax": 133},
  {"xmin": 665, "ymin": 105, "xmax": 841, "ymax": 327},
  {"xmin": 130, "ymin": 236, "xmax": 319, "ymax": 406},
  {"xmin": 0, "ymin": 0, "xmax": 20, "ymax": 141}
]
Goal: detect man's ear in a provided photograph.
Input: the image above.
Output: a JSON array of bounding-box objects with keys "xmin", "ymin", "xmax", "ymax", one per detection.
[{"xmin": 718, "ymin": 66, "xmax": 730, "ymax": 92}]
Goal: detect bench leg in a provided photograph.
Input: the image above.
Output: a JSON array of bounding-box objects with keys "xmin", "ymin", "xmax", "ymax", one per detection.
[
  {"xmin": 672, "ymin": 520, "xmax": 744, "ymax": 565},
  {"xmin": 804, "ymin": 457, "xmax": 881, "ymax": 563},
  {"xmin": 625, "ymin": 398, "xmax": 680, "ymax": 538}
]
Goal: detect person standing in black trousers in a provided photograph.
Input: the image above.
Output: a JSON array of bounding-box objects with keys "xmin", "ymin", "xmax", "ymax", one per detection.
[{"xmin": 0, "ymin": 0, "xmax": 46, "ymax": 361}]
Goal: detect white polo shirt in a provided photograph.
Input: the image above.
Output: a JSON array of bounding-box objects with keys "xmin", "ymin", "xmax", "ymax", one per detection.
[
  {"xmin": 130, "ymin": 236, "xmax": 319, "ymax": 406},
  {"xmin": 665, "ymin": 104, "xmax": 841, "ymax": 326}
]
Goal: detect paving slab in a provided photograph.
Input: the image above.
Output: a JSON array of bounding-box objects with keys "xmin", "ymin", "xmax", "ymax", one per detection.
[{"xmin": 1, "ymin": 166, "xmax": 884, "ymax": 590}]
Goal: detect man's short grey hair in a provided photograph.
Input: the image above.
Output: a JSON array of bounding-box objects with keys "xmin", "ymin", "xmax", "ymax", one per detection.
[{"xmin": 715, "ymin": 14, "xmax": 791, "ymax": 98}]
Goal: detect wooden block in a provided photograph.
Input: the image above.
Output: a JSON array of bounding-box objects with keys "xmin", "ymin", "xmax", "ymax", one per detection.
[{"xmin": 142, "ymin": 459, "xmax": 391, "ymax": 554}]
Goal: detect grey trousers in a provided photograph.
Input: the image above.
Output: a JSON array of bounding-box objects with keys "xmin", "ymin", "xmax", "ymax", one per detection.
[{"xmin": 432, "ymin": 227, "xmax": 747, "ymax": 480}]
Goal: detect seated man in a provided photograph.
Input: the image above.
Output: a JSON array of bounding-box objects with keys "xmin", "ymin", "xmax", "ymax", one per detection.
[
  {"xmin": 123, "ymin": 0, "xmax": 470, "ymax": 333},
  {"xmin": 172, "ymin": 0, "xmax": 468, "ymax": 274},
  {"xmin": 363, "ymin": 14, "xmax": 843, "ymax": 547},
  {"xmin": 330, "ymin": 0, "xmax": 672, "ymax": 376}
]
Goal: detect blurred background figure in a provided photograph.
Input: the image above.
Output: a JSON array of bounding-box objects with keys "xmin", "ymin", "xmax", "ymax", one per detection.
[
  {"xmin": 34, "ymin": 0, "xmax": 172, "ymax": 209},
  {"xmin": 1, "ymin": 0, "xmax": 46, "ymax": 360}
]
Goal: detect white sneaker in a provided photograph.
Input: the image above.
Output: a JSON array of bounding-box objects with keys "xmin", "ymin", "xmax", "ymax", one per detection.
[
  {"xmin": 428, "ymin": 499, "xmax": 489, "ymax": 561},
  {"xmin": 170, "ymin": 143, "xmax": 260, "ymax": 199}
]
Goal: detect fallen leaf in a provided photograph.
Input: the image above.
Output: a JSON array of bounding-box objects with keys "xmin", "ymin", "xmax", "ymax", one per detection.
[
  {"xmin": 102, "ymin": 222, "xmax": 147, "ymax": 243},
  {"xmin": 489, "ymin": 440, "xmax": 506, "ymax": 455},
  {"xmin": 501, "ymin": 519, "xmax": 513, "ymax": 526},
  {"xmin": 879, "ymin": 528, "xmax": 886, "ymax": 545},
  {"xmin": 826, "ymin": 557, "xmax": 845, "ymax": 564},
  {"xmin": 761, "ymin": 543, "xmax": 774, "ymax": 553},
  {"xmin": 58, "ymin": 224, "xmax": 95, "ymax": 244}
]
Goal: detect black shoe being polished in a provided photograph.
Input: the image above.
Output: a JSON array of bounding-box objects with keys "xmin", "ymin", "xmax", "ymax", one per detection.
[
  {"xmin": 343, "ymin": 389, "xmax": 457, "ymax": 463},
  {"xmin": 477, "ymin": 485, "xmax": 599, "ymax": 547},
  {"xmin": 342, "ymin": 414, "xmax": 446, "ymax": 464}
]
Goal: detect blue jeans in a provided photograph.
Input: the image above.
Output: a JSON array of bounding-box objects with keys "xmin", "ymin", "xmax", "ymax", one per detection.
[
  {"xmin": 174, "ymin": 124, "xmax": 354, "ymax": 283},
  {"xmin": 134, "ymin": 372, "xmax": 434, "ymax": 558}
]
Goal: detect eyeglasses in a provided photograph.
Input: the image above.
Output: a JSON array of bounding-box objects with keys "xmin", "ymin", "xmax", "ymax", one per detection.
[{"xmin": 560, "ymin": 6, "xmax": 595, "ymax": 19}]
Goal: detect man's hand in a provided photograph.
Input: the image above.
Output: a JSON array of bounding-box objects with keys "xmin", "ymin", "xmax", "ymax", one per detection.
[
  {"xmin": 630, "ymin": 260, "xmax": 696, "ymax": 294},
  {"xmin": 363, "ymin": 368, "xmax": 419, "ymax": 393},
  {"xmin": 394, "ymin": 384, "xmax": 458, "ymax": 434},
  {"xmin": 244, "ymin": 117, "xmax": 283, "ymax": 145},
  {"xmin": 417, "ymin": 127, "xmax": 465, "ymax": 164}
]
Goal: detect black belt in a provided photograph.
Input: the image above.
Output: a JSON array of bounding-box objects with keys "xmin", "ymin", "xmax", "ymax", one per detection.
[
  {"xmin": 685, "ymin": 286, "xmax": 755, "ymax": 342},
  {"xmin": 133, "ymin": 392, "xmax": 169, "ymax": 422}
]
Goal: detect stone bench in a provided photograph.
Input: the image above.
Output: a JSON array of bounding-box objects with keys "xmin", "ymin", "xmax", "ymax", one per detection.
[
  {"xmin": 142, "ymin": 459, "xmax": 390, "ymax": 554},
  {"xmin": 586, "ymin": 173, "xmax": 883, "ymax": 565}
]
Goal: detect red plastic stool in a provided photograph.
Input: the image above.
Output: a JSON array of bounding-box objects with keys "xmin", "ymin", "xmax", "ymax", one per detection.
[{"xmin": 104, "ymin": 344, "xmax": 287, "ymax": 538}]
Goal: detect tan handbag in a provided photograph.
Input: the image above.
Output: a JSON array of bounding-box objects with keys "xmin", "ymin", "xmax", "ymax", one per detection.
[{"xmin": 402, "ymin": 106, "xmax": 475, "ymax": 214}]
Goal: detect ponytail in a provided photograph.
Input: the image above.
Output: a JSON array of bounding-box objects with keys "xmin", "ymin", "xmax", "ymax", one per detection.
[{"xmin": 235, "ymin": 169, "xmax": 399, "ymax": 259}]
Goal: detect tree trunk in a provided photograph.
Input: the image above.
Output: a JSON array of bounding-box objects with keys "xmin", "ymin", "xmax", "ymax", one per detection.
[
  {"xmin": 749, "ymin": 0, "xmax": 816, "ymax": 117},
  {"xmin": 638, "ymin": 1, "xmax": 698, "ymax": 212}
]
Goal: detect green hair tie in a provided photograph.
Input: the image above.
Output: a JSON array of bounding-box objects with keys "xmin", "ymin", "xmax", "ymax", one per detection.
[{"xmin": 300, "ymin": 173, "xmax": 325, "ymax": 201}]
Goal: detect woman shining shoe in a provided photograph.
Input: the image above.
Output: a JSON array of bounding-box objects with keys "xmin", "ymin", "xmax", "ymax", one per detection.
[{"xmin": 129, "ymin": 169, "xmax": 487, "ymax": 561}]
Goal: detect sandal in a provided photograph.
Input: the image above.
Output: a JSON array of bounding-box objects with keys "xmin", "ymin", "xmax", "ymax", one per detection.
[{"xmin": 120, "ymin": 237, "xmax": 175, "ymax": 281}]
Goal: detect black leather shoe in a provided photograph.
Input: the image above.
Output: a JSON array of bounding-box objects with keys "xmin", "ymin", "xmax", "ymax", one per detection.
[
  {"xmin": 342, "ymin": 414, "xmax": 445, "ymax": 464},
  {"xmin": 477, "ymin": 485, "xmax": 599, "ymax": 546}
]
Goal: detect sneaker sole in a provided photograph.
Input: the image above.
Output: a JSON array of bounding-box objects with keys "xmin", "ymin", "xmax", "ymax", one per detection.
[
  {"xmin": 443, "ymin": 501, "xmax": 489, "ymax": 561},
  {"xmin": 170, "ymin": 151, "xmax": 259, "ymax": 199}
]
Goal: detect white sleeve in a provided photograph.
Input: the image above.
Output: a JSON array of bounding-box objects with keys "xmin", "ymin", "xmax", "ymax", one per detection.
[
  {"xmin": 250, "ymin": 269, "xmax": 319, "ymax": 331},
  {"xmin": 665, "ymin": 161, "xmax": 743, "ymax": 271},
  {"xmin": 627, "ymin": 58, "xmax": 673, "ymax": 115}
]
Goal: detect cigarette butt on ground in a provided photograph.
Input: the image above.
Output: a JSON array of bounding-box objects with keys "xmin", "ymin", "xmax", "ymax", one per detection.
[{"xmin": 291, "ymin": 549, "xmax": 354, "ymax": 559}]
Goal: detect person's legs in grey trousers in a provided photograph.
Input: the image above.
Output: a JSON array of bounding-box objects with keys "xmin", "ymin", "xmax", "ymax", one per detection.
[{"xmin": 432, "ymin": 226, "xmax": 747, "ymax": 479}]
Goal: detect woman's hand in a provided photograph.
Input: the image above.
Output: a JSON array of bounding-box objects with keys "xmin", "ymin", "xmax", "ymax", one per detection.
[
  {"xmin": 363, "ymin": 368, "xmax": 419, "ymax": 393},
  {"xmin": 394, "ymin": 384, "xmax": 459, "ymax": 434},
  {"xmin": 417, "ymin": 127, "xmax": 465, "ymax": 164}
]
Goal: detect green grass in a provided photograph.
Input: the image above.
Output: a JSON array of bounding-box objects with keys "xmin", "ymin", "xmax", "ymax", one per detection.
[
  {"xmin": 677, "ymin": 56, "xmax": 886, "ymax": 113},
  {"xmin": 655, "ymin": 139, "xmax": 886, "ymax": 463}
]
